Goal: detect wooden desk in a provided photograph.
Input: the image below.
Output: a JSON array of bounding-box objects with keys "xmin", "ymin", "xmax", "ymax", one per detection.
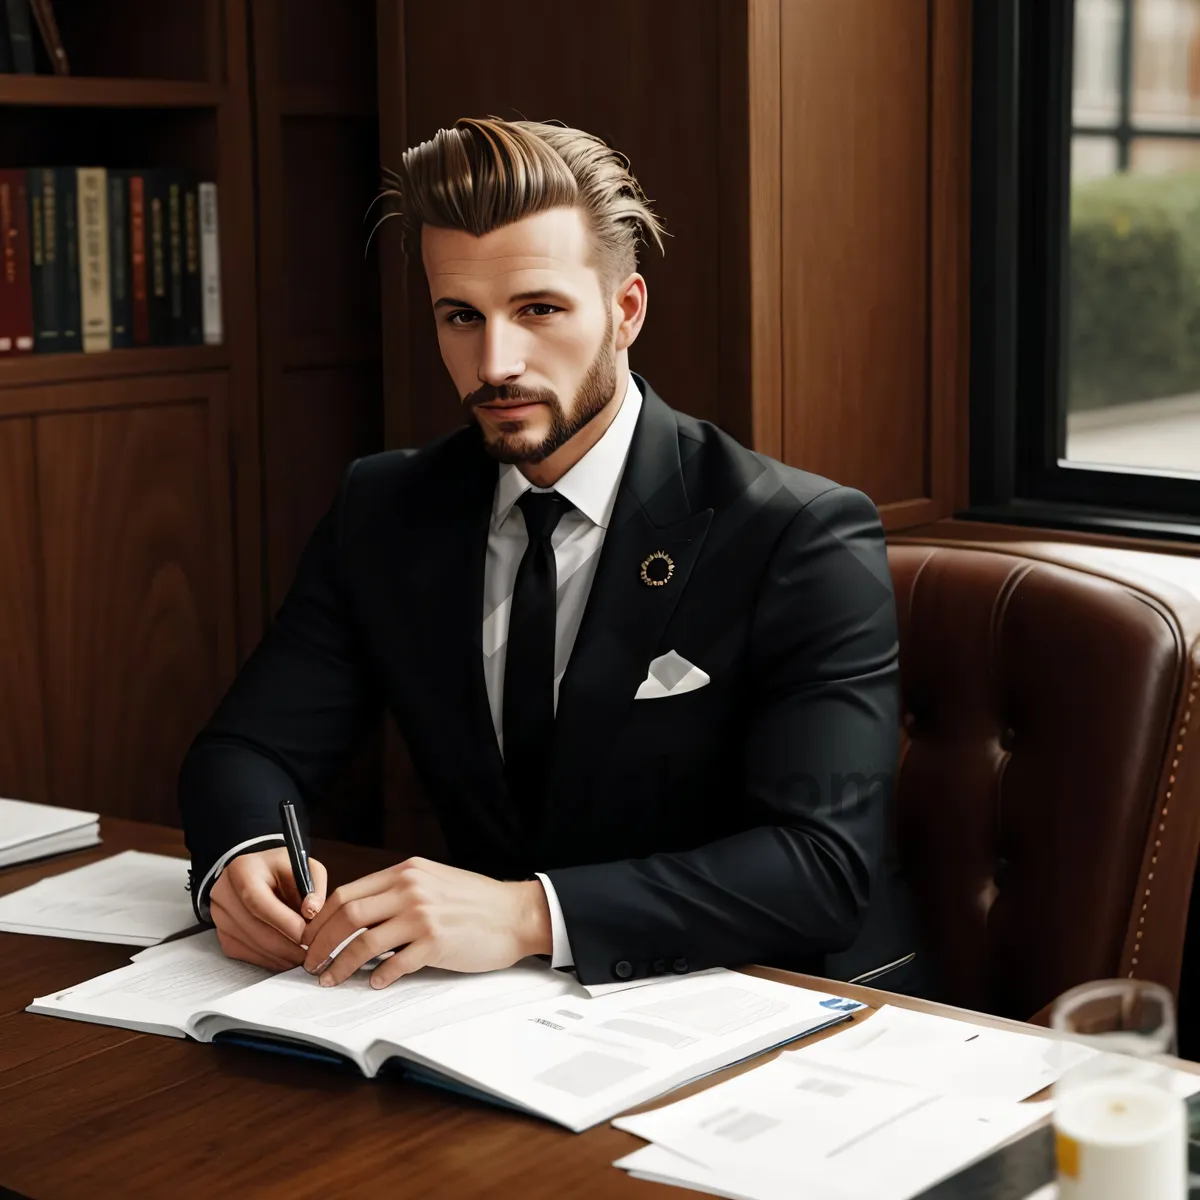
[{"xmin": 0, "ymin": 818, "xmax": 1187, "ymax": 1199}]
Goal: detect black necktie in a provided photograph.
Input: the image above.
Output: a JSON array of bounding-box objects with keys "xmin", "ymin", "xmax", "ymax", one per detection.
[{"xmin": 503, "ymin": 490, "xmax": 572, "ymax": 830}]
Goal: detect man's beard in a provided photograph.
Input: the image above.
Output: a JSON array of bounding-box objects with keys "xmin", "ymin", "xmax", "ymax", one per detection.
[{"xmin": 466, "ymin": 311, "xmax": 617, "ymax": 465}]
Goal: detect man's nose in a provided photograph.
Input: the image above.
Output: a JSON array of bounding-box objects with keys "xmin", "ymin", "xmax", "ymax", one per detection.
[{"xmin": 477, "ymin": 321, "xmax": 526, "ymax": 386}]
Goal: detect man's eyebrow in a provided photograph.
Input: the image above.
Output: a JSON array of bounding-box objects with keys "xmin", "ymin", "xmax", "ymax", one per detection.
[{"xmin": 433, "ymin": 289, "xmax": 575, "ymax": 310}]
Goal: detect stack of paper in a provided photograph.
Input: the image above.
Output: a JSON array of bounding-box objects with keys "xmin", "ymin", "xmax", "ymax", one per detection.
[
  {"xmin": 0, "ymin": 849, "xmax": 197, "ymax": 945},
  {"xmin": 610, "ymin": 1004, "xmax": 1148, "ymax": 1199},
  {"xmin": 614, "ymin": 1052, "xmax": 1056, "ymax": 1199},
  {"xmin": 0, "ymin": 797, "xmax": 100, "ymax": 868}
]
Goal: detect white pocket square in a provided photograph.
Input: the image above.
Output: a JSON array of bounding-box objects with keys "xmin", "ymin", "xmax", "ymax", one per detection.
[{"xmin": 634, "ymin": 650, "xmax": 711, "ymax": 700}]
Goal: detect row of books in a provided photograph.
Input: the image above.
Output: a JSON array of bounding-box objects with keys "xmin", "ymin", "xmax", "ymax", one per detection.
[{"xmin": 0, "ymin": 168, "xmax": 223, "ymax": 356}]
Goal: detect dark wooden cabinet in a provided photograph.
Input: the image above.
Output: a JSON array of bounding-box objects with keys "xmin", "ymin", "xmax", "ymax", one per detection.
[
  {"xmin": 0, "ymin": 1, "xmax": 259, "ymax": 823},
  {"xmin": 0, "ymin": 373, "xmax": 236, "ymax": 819},
  {"xmin": 0, "ymin": 0, "xmax": 385, "ymax": 833}
]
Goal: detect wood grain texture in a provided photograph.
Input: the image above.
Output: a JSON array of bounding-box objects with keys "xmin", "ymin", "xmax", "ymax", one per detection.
[
  {"xmin": 279, "ymin": 117, "xmax": 382, "ymax": 348},
  {"xmin": 34, "ymin": 376, "xmax": 237, "ymax": 823},
  {"xmin": 930, "ymin": 0, "xmax": 973, "ymax": 517},
  {"xmin": 779, "ymin": 0, "xmax": 931, "ymax": 504},
  {"xmin": 266, "ymin": 366, "xmax": 383, "ymax": 610},
  {"xmin": 242, "ymin": 0, "xmax": 387, "ymax": 847},
  {"xmin": 0, "ymin": 419, "xmax": 48, "ymax": 807},
  {"xmin": 274, "ymin": 0, "xmax": 377, "ymax": 106},
  {"xmin": 375, "ymin": 0, "xmax": 411, "ymax": 453},
  {"xmin": 5, "ymin": 818, "xmax": 1194, "ymax": 1199},
  {"xmin": 390, "ymin": 0, "xmax": 726, "ymax": 447},
  {"xmin": 252, "ymin": 0, "xmax": 384, "ymax": 623},
  {"xmin": 219, "ymin": 0, "xmax": 269, "ymax": 661},
  {"xmin": 746, "ymin": 0, "xmax": 783, "ymax": 459}
]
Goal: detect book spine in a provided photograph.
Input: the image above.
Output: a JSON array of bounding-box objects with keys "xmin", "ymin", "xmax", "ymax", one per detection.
[
  {"xmin": 0, "ymin": 2, "xmax": 15, "ymax": 72},
  {"xmin": 0, "ymin": 169, "xmax": 35, "ymax": 354},
  {"xmin": 199, "ymin": 182, "xmax": 222, "ymax": 346},
  {"xmin": 28, "ymin": 167, "xmax": 59, "ymax": 353},
  {"xmin": 128, "ymin": 174, "xmax": 149, "ymax": 345},
  {"xmin": 57, "ymin": 166, "xmax": 81, "ymax": 352},
  {"xmin": 107, "ymin": 171, "xmax": 132, "ymax": 348},
  {"xmin": 28, "ymin": 0, "xmax": 68, "ymax": 75},
  {"xmin": 146, "ymin": 171, "xmax": 171, "ymax": 346},
  {"xmin": 182, "ymin": 177, "xmax": 202, "ymax": 345},
  {"xmin": 5, "ymin": 0, "xmax": 35, "ymax": 73},
  {"xmin": 77, "ymin": 167, "xmax": 111, "ymax": 353},
  {"xmin": 166, "ymin": 172, "xmax": 184, "ymax": 344}
]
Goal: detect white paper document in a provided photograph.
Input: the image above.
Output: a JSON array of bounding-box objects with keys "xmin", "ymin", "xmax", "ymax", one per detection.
[
  {"xmin": 786, "ymin": 1003, "xmax": 1098, "ymax": 1102},
  {"xmin": 0, "ymin": 797, "xmax": 101, "ymax": 868},
  {"xmin": 0, "ymin": 849, "xmax": 196, "ymax": 945},
  {"xmin": 31, "ymin": 927, "xmax": 275, "ymax": 1037},
  {"xmin": 397, "ymin": 973, "xmax": 864, "ymax": 1131},
  {"xmin": 612, "ymin": 1050, "xmax": 1054, "ymax": 1200}
]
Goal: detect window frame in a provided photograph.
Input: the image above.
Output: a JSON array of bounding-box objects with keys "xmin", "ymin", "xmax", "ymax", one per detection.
[{"xmin": 966, "ymin": 0, "xmax": 1200, "ymax": 544}]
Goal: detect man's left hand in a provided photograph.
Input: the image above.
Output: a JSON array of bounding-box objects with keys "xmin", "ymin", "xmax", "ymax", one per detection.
[{"xmin": 300, "ymin": 858, "xmax": 552, "ymax": 989}]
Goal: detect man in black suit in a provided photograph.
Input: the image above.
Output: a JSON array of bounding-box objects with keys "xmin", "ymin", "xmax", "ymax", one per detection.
[{"xmin": 180, "ymin": 117, "xmax": 928, "ymax": 997}]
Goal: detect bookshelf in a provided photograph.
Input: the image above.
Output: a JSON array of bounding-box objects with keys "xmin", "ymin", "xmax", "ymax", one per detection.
[
  {"xmin": 0, "ymin": 0, "xmax": 387, "ymax": 843},
  {"xmin": 0, "ymin": 0, "xmax": 263, "ymax": 828},
  {"xmin": 0, "ymin": 76, "xmax": 224, "ymax": 107}
]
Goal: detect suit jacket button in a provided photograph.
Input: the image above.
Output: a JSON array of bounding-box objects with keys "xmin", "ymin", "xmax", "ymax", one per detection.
[
  {"xmin": 613, "ymin": 960, "xmax": 633, "ymax": 980},
  {"xmin": 652, "ymin": 958, "xmax": 667, "ymax": 974},
  {"xmin": 672, "ymin": 957, "xmax": 689, "ymax": 974}
]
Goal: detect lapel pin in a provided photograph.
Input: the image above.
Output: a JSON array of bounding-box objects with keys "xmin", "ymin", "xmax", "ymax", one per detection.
[{"xmin": 640, "ymin": 550, "xmax": 675, "ymax": 588}]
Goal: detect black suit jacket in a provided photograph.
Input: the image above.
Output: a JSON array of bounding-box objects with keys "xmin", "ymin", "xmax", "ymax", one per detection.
[{"xmin": 180, "ymin": 375, "xmax": 927, "ymax": 993}]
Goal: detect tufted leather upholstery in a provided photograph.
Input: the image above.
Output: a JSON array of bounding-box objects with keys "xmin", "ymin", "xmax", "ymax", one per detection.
[{"xmin": 887, "ymin": 536, "xmax": 1200, "ymax": 1022}]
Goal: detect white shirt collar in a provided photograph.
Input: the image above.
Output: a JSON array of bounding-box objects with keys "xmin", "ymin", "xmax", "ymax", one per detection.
[{"xmin": 492, "ymin": 372, "xmax": 643, "ymax": 531}]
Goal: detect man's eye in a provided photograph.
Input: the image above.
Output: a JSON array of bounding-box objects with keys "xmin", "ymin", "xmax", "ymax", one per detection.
[
  {"xmin": 525, "ymin": 304, "xmax": 560, "ymax": 317},
  {"xmin": 446, "ymin": 310, "xmax": 479, "ymax": 326}
]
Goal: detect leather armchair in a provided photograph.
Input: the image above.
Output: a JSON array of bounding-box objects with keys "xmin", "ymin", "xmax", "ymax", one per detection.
[{"xmin": 887, "ymin": 536, "xmax": 1200, "ymax": 1028}]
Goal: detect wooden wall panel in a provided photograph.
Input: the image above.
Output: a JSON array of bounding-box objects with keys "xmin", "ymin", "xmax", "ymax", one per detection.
[
  {"xmin": 33, "ymin": 376, "xmax": 236, "ymax": 823},
  {"xmin": 779, "ymin": 0, "xmax": 931, "ymax": 505},
  {"xmin": 0, "ymin": 420, "xmax": 48, "ymax": 807},
  {"xmin": 279, "ymin": 119, "xmax": 382, "ymax": 352},
  {"xmin": 275, "ymin": 0, "xmax": 377, "ymax": 105},
  {"xmin": 386, "ymin": 0, "xmax": 725, "ymax": 449},
  {"xmin": 252, "ymin": 0, "xmax": 383, "ymax": 623},
  {"xmin": 248, "ymin": 1, "xmax": 385, "ymax": 847},
  {"xmin": 268, "ymin": 366, "xmax": 383, "ymax": 605}
]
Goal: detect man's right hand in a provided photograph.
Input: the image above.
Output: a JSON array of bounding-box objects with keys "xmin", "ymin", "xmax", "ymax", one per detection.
[{"xmin": 209, "ymin": 846, "xmax": 329, "ymax": 972}]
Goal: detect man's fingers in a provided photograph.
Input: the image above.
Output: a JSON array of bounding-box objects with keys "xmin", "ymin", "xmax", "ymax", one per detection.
[
  {"xmin": 302, "ymin": 857, "xmax": 327, "ymax": 920},
  {"xmin": 313, "ymin": 915, "xmax": 420, "ymax": 986},
  {"xmin": 213, "ymin": 909, "xmax": 300, "ymax": 972},
  {"xmin": 368, "ymin": 939, "xmax": 432, "ymax": 989},
  {"xmin": 304, "ymin": 896, "xmax": 419, "ymax": 974},
  {"xmin": 240, "ymin": 873, "xmax": 307, "ymax": 945},
  {"xmin": 213, "ymin": 893, "xmax": 306, "ymax": 968}
]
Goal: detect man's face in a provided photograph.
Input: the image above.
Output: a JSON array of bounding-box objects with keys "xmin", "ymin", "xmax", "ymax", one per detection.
[{"xmin": 422, "ymin": 207, "xmax": 619, "ymax": 464}]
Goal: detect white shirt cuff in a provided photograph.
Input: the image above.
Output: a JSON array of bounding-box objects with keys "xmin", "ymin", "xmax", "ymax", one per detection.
[
  {"xmin": 534, "ymin": 872, "xmax": 574, "ymax": 969},
  {"xmin": 195, "ymin": 834, "xmax": 288, "ymax": 922}
]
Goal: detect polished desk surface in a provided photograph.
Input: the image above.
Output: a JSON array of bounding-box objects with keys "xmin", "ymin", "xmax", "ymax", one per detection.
[{"xmin": 1, "ymin": 819, "xmax": 1194, "ymax": 1200}]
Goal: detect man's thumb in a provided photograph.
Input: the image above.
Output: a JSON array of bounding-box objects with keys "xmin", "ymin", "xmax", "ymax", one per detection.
[{"xmin": 302, "ymin": 857, "xmax": 327, "ymax": 919}]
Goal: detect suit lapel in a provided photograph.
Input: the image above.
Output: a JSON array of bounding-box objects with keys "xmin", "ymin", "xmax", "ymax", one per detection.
[{"xmin": 548, "ymin": 377, "xmax": 713, "ymax": 824}]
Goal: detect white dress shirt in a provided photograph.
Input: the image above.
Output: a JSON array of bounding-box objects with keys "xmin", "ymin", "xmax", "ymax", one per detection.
[{"xmin": 197, "ymin": 374, "xmax": 645, "ymax": 970}]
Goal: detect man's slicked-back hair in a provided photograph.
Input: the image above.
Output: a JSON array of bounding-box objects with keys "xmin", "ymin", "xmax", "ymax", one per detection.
[{"xmin": 379, "ymin": 116, "xmax": 667, "ymax": 295}]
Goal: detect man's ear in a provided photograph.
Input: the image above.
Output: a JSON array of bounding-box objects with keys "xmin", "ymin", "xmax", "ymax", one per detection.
[{"xmin": 614, "ymin": 273, "xmax": 648, "ymax": 352}]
